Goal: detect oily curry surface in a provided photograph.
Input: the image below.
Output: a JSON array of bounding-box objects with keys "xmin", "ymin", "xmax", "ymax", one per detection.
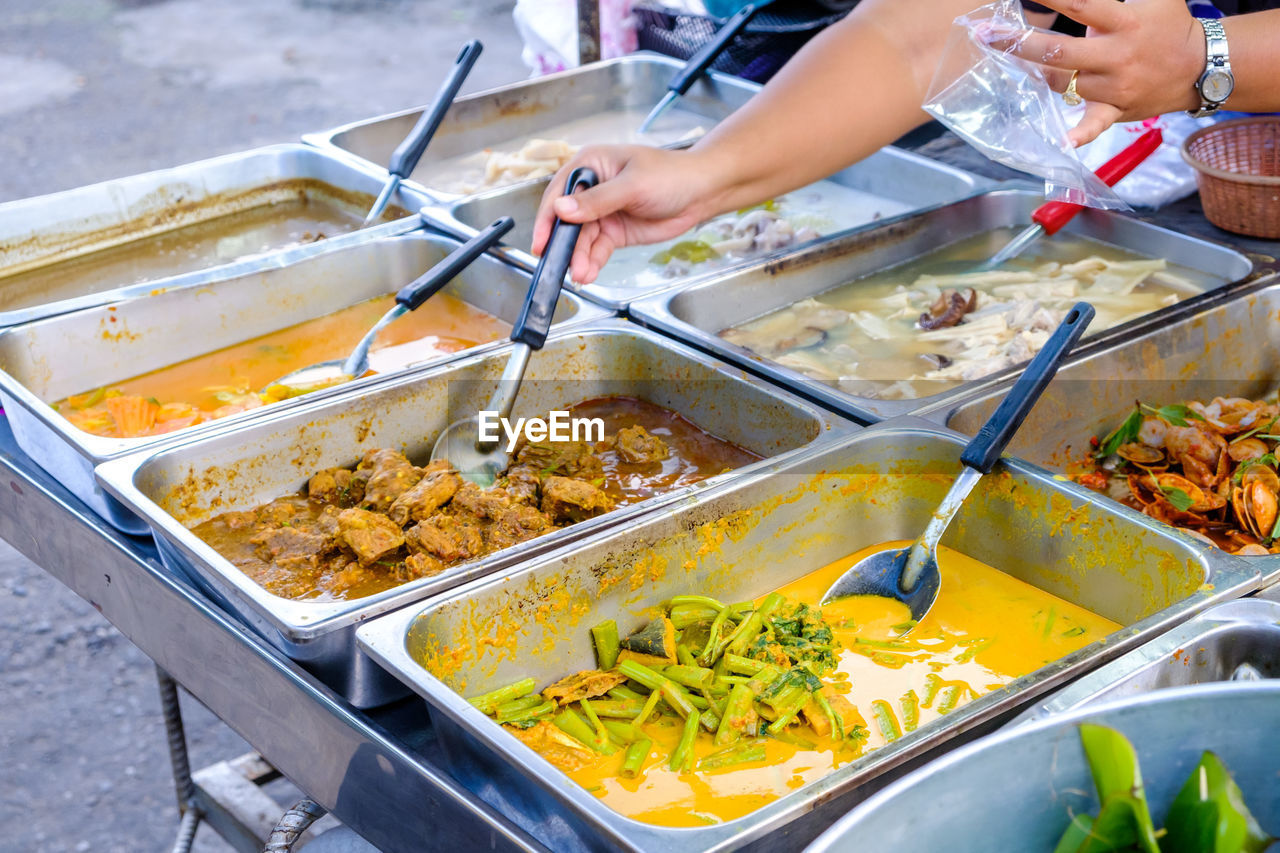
[
  {"xmin": 54, "ymin": 291, "xmax": 510, "ymax": 438},
  {"xmin": 510, "ymin": 542, "xmax": 1118, "ymax": 827},
  {"xmin": 191, "ymin": 397, "xmax": 760, "ymax": 602}
]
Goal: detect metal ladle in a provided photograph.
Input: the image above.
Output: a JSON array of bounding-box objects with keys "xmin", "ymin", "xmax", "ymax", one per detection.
[
  {"xmin": 820, "ymin": 301, "xmax": 1096, "ymax": 624},
  {"xmin": 362, "ymin": 40, "xmax": 483, "ymax": 226},
  {"xmin": 264, "ymin": 216, "xmax": 514, "ymax": 394},
  {"xmin": 430, "ymin": 167, "xmax": 598, "ymax": 486}
]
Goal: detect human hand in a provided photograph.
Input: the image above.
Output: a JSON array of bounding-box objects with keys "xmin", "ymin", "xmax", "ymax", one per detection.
[
  {"xmin": 1013, "ymin": 0, "xmax": 1205, "ymax": 146},
  {"xmin": 530, "ymin": 145, "xmax": 720, "ymax": 284}
]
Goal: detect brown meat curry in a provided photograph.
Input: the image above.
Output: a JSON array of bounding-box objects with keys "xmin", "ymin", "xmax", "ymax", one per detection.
[{"xmin": 191, "ymin": 397, "xmax": 761, "ymax": 601}]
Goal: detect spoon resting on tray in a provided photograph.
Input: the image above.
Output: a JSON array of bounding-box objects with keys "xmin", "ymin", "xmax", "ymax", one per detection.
[
  {"xmin": 264, "ymin": 216, "xmax": 514, "ymax": 394},
  {"xmin": 363, "ymin": 39, "xmax": 484, "ymax": 226},
  {"xmin": 820, "ymin": 301, "xmax": 1096, "ymax": 624},
  {"xmin": 430, "ymin": 167, "xmax": 598, "ymax": 486}
]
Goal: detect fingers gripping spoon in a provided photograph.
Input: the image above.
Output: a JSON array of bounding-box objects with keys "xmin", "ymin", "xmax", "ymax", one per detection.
[
  {"xmin": 820, "ymin": 302, "xmax": 1096, "ymax": 622},
  {"xmin": 264, "ymin": 216, "xmax": 514, "ymax": 394},
  {"xmin": 362, "ymin": 40, "xmax": 484, "ymax": 226},
  {"xmin": 430, "ymin": 168, "xmax": 598, "ymax": 486},
  {"xmin": 979, "ymin": 128, "xmax": 1163, "ymax": 269}
]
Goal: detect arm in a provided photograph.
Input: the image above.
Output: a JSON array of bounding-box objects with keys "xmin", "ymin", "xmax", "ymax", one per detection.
[
  {"xmin": 532, "ymin": 0, "xmax": 991, "ymax": 283},
  {"xmin": 1017, "ymin": 0, "xmax": 1280, "ymax": 145}
]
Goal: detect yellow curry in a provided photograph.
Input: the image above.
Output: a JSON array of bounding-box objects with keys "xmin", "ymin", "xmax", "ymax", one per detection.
[
  {"xmin": 54, "ymin": 291, "xmax": 510, "ymax": 438},
  {"xmin": 481, "ymin": 541, "xmax": 1118, "ymax": 827}
]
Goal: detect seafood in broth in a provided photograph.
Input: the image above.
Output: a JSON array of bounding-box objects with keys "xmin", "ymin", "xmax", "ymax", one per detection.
[{"xmin": 1076, "ymin": 395, "xmax": 1280, "ymax": 555}]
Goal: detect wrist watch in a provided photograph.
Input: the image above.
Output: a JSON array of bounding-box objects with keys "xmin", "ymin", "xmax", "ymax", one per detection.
[{"xmin": 1188, "ymin": 17, "xmax": 1234, "ymax": 117}]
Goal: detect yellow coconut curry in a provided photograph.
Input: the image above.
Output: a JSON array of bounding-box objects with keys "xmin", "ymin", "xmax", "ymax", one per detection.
[
  {"xmin": 53, "ymin": 292, "xmax": 511, "ymax": 438},
  {"xmin": 467, "ymin": 541, "xmax": 1118, "ymax": 827}
]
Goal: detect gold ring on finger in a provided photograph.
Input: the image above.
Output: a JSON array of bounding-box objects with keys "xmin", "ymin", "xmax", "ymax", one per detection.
[{"xmin": 1063, "ymin": 70, "xmax": 1082, "ymax": 106}]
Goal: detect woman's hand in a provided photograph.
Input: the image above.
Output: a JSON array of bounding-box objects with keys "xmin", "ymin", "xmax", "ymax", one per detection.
[
  {"xmin": 530, "ymin": 145, "xmax": 723, "ymax": 285},
  {"xmin": 1014, "ymin": 0, "xmax": 1204, "ymax": 146}
]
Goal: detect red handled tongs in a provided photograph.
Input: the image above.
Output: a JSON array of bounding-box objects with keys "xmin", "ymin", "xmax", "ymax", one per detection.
[{"xmin": 981, "ymin": 127, "xmax": 1164, "ymax": 269}]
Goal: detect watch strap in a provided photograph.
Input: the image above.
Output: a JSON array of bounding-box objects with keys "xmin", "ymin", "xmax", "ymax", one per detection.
[{"xmin": 1188, "ymin": 17, "xmax": 1231, "ymax": 117}]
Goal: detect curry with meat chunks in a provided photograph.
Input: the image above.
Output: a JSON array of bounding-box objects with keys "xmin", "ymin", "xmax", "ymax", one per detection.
[
  {"xmin": 464, "ymin": 542, "xmax": 1118, "ymax": 827},
  {"xmin": 191, "ymin": 397, "xmax": 760, "ymax": 601}
]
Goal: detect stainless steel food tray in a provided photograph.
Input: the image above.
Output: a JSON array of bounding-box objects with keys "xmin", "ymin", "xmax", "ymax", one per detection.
[
  {"xmin": 933, "ymin": 278, "xmax": 1280, "ymax": 584},
  {"xmin": 356, "ymin": 417, "xmax": 1260, "ymax": 853},
  {"xmin": 805, "ymin": 681, "xmax": 1280, "ymax": 853},
  {"xmin": 423, "ymin": 148, "xmax": 989, "ymax": 311},
  {"xmin": 629, "ymin": 188, "xmax": 1261, "ymax": 423},
  {"xmin": 304, "ymin": 53, "xmax": 757, "ymax": 204},
  {"xmin": 0, "ymin": 231, "xmax": 609, "ymax": 535},
  {"xmin": 0, "ymin": 143, "xmax": 428, "ymax": 327},
  {"xmin": 1014, "ymin": 596, "xmax": 1280, "ymax": 724},
  {"xmin": 96, "ymin": 321, "xmax": 850, "ymax": 707}
]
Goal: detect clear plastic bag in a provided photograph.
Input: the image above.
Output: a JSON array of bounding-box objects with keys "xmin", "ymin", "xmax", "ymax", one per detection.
[
  {"xmin": 923, "ymin": 0, "xmax": 1128, "ymax": 210},
  {"xmin": 1071, "ymin": 110, "xmax": 1213, "ymax": 209}
]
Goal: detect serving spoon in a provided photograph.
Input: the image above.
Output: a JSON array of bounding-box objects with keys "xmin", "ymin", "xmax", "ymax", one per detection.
[
  {"xmin": 430, "ymin": 167, "xmax": 598, "ymax": 486},
  {"xmin": 362, "ymin": 39, "xmax": 484, "ymax": 226},
  {"xmin": 820, "ymin": 301, "xmax": 1096, "ymax": 623},
  {"xmin": 264, "ymin": 216, "xmax": 514, "ymax": 394}
]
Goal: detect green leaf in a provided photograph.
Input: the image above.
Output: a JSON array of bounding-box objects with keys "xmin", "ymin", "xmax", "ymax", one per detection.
[
  {"xmin": 1160, "ymin": 486, "xmax": 1195, "ymax": 513},
  {"xmin": 1078, "ymin": 725, "xmax": 1160, "ymax": 853},
  {"xmin": 1142, "ymin": 403, "xmax": 1206, "ymax": 427},
  {"xmin": 1061, "ymin": 626, "xmax": 1087, "ymax": 638},
  {"xmin": 1077, "ymin": 794, "xmax": 1160, "ymax": 853},
  {"xmin": 1081, "ymin": 724, "xmax": 1141, "ymax": 799},
  {"xmin": 1233, "ymin": 455, "xmax": 1280, "ymax": 484},
  {"xmin": 1230, "ymin": 416, "xmax": 1278, "ymax": 445},
  {"xmin": 1097, "ymin": 408, "xmax": 1144, "ymax": 459},
  {"xmin": 1053, "ymin": 813, "xmax": 1095, "ymax": 853},
  {"xmin": 1165, "ymin": 751, "xmax": 1275, "ymax": 853}
]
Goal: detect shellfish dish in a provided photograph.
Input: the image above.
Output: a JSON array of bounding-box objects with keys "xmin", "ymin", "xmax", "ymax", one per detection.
[{"xmin": 1076, "ymin": 394, "xmax": 1280, "ymax": 555}]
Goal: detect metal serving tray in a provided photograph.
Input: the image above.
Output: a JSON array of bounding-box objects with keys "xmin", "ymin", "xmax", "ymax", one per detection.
[
  {"xmin": 0, "ymin": 231, "xmax": 608, "ymax": 535},
  {"xmin": 96, "ymin": 322, "xmax": 849, "ymax": 707},
  {"xmin": 933, "ymin": 279, "xmax": 1280, "ymax": 583},
  {"xmin": 423, "ymin": 149, "xmax": 989, "ymax": 311},
  {"xmin": 629, "ymin": 188, "xmax": 1261, "ymax": 423},
  {"xmin": 804, "ymin": 681, "xmax": 1280, "ymax": 853},
  {"xmin": 355, "ymin": 418, "xmax": 1260, "ymax": 853},
  {"xmin": 305, "ymin": 53, "xmax": 757, "ymax": 204},
  {"xmin": 0, "ymin": 143, "xmax": 428, "ymax": 327},
  {"xmin": 1015, "ymin": 596, "xmax": 1280, "ymax": 723}
]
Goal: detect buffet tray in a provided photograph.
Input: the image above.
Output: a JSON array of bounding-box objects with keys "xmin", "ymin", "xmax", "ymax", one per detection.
[
  {"xmin": 355, "ymin": 418, "xmax": 1260, "ymax": 853},
  {"xmin": 0, "ymin": 231, "xmax": 610, "ymax": 534},
  {"xmin": 1013, "ymin": 596, "xmax": 1280, "ymax": 723},
  {"xmin": 0, "ymin": 143, "xmax": 428, "ymax": 327},
  {"xmin": 933, "ymin": 278, "xmax": 1280, "ymax": 584},
  {"xmin": 804, "ymin": 681, "xmax": 1280, "ymax": 853},
  {"xmin": 304, "ymin": 53, "xmax": 757, "ymax": 205},
  {"xmin": 423, "ymin": 147, "xmax": 989, "ymax": 311},
  {"xmin": 95, "ymin": 321, "xmax": 850, "ymax": 707},
  {"xmin": 628, "ymin": 188, "xmax": 1261, "ymax": 423}
]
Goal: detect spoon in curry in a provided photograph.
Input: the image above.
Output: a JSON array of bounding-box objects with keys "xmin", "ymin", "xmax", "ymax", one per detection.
[
  {"xmin": 430, "ymin": 167, "xmax": 598, "ymax": 486},
  {"xmin": 820, "ymin": 301, "xmax": 1096, "ymax": 624},
  {"xmin": 263, "ymin": 216, "xmax": 514, "ymax": 394}
]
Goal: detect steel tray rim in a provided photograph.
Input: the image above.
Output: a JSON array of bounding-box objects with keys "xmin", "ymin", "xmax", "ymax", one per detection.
[
  {"xmin": 354, "ymin": 415, "xmax": 1261, "ymax": 853},
  {"xmin": 0, "ymin": 143, "xmax": 430, "ymax": 328},
  {"xmin": 94, "ymin": 320, "xmax": 854, "ymax": 643},
  {"xmin": 0, "ymin": 229, "xmax": 611, "ymax": 474},
  {"xmin": 628, "ymin": 187, "xmax": 1274, "ymax": 424}
]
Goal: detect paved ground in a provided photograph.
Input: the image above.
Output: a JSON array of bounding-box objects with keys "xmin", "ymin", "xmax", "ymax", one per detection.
[{"xmin": 0, "ymin": 2, "xmax": 524, "ymax": 850}]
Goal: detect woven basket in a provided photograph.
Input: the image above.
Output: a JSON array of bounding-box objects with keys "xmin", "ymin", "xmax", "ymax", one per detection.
[{"xmin": 1182, "ymin": 116, "xmax": 1280, "ymax": 239}]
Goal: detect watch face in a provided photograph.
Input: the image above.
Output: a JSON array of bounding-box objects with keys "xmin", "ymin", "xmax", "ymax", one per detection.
[{"xmin": 1203, "ymin": 69, "xmax": 1234, "ymax": 102}]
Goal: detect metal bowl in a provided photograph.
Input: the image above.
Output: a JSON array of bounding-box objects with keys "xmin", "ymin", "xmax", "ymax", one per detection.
[{"xmin": 806, "ymin": 681, "xmax": 1280, "ymax": 853}]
